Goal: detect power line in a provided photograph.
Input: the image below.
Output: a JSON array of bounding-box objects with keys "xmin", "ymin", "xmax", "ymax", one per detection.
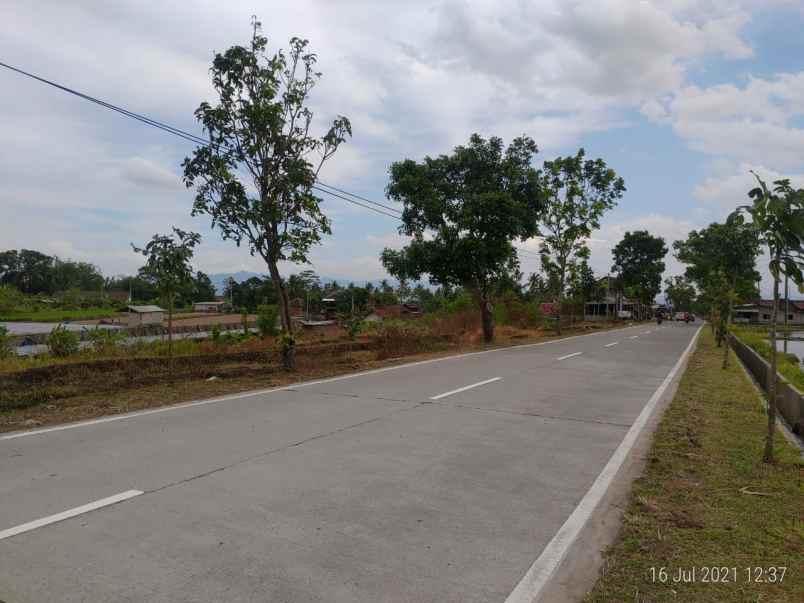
[{"xmin": 0, "ymin": 60, "xmax": 541, "ymax": 262}]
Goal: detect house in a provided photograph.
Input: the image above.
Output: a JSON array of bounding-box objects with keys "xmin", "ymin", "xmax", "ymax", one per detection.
[
  {"xmin": 364, "ymin": 303, "xmax": 422, "ymax": 322},
  {"xmin": 733, "ymin": 299, "xmax": 804, "ymax": 324},
  {"xmin": 193, "ymin": 301, "xmax": 227, "ymax": 313},
  {"xmin": 584, "ymin": 294, "xmax": 642, "ymax": 321},
  {"xmin": 127, "ymin": 305, "xmax": 165, "ymax": 327}
]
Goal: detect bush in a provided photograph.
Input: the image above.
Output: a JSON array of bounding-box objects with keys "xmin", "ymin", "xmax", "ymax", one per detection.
[
  {"xmin": 0, "ymin": 325, "xmax": 14, "ymax": 358},
  {"xmin": 48, "ymin": 324, "xmax": 80, "ymax": 357},
  {"xmin": 371, "ymin": 320, "xmax": 434, "ymax": 359},
  {"xmin": 257, "ymin": 305, "xmax": 279, "ymax": 338},
  {"xmin": 85, "ymin": 327, "xmax": 127, "ymax": 354},
  {"xmin": 210, "ymin": 323, "xmax": 222, "ymax": 343}
]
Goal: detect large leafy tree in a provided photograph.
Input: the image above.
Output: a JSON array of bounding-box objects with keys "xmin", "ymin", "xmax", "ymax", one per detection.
[
  {"xmin": 0, "ymin": 249, "xmax": 55, "ymax": 294},
  {"xmin": 538, "ymin": 149, "xmax": 625, "ymax": 333},
  {"xmin": 663, "ymin": 275, "xmax": 696, "ymax": 313},
  {"xmin": 611, "ymin": 230, "xmax": 668, "ymax": 316},
  {"xmin": 735, "ymin": 174, "xmax": 804, "ymax": 463},
  {"xmin": 674, "ymin": 215, "xmax": 760, "ymax": 369},
  {"xmin": 183, "ymin": 18, "xmax": 351, "ymax": 369},
  {"xmin": 133, "ymin": 228, "xmax": 201, "ymax": 382},
  {"xmin": 380, "ymin": 134, "xmax": 543, "ymax": 343}
]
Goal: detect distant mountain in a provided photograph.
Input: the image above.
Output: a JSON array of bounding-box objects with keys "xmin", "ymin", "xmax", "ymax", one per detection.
[
  {"xmin": 209, "ymin": 271, "xmax": 396, "ymax": 294},
  {"xmin": 209, "ymin": 271, "xmax": 264, "ymax": 293}
]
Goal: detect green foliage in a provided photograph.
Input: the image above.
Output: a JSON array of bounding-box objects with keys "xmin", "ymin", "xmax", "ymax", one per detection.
[
  {"xmin": 183, "ymin": 18, "xmax": 351, "ymax": 349},
  {"xmin": 341, "ymin": 316, "xmax": 364, "ymax": 340},
  {"xmin": 133, "ymin": 228, "xmax": 201, "ymax": 304},
  {"xmin": 0, "ymin": 325, "xmax": 14, "ymax": 358},
  {"xmin": 210, "ymin": 322, "xmax": 222, "ymax": 342},
  {"xmin": 663, "ymin": 275, "xmax": 696, "ymax": 312},
  {"xmin": 0, "ymin": 249, "xmax": 105, "ymax": 295},
  {"xmin": 673, "ymin": 215, "xmax": 761, "ymax": 315},
  {"xmin": 538, "ymin": 149, "xmax": 624, "ymax": 305},
  {"xmin": 47, "ymin": 325, "xmax": 80, "ymax": 357},
  {"xmin": 257, "ymin": 304, "xmax": 279, "ymax": 337},
  {"xmin": 381, "ymin": 133, "xmax": 544, "ymax": 343},
  {"xmin": 0, "ymin": 284, "xmax": 31, "ymax": 314},
  {"xmin": 612, "ymin": 230, "xmax": 668, "ymax": 306},
  {"xmin": 85, "ymin": 327, "xmax": 127, "ymax": 353}
]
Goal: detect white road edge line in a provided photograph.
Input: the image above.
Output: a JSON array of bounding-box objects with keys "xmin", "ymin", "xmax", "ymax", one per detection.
[
  {"xmin": 0, "ymin": 489, "xmax": 143, "ymax": 541},
  {"xmin": 1, "ymin": 323, "xmax": 649, "ymax": 441},
  {"xmin": 556, "ymin": 352, "xmax": 582, "ymax": 361},
  {"xmin": 604, "ymin": 342, "xmax": 619, "ymax": 348},
  {"xmin": 429, "ymin": 377, "xmax": 501, "ymax": 400},
  {"xmin": 504, "ymin": 324, "xmax": 702, "ymax": 603}
]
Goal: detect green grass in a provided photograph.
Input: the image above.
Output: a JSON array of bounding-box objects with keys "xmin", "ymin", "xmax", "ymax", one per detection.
[
  {"xmin": 585, "ymin": 329, "xmax": 803, "ymax": 603},
  {"xmin": 0, "ymin": 307, "xmax": 120, "ymax": 322},
  {"xmin": 733, "ymin": 326, "xmax": 804, "ymax": 392}
]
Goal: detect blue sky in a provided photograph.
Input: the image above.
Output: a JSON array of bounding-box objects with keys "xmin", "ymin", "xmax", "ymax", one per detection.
[{"xmin": 2, "ymin": 1, "xmax": 803, "ymax": 294}]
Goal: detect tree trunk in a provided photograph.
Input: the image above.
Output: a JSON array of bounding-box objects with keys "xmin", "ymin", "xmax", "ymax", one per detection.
[
  {"xmin": 723, "ymin": 274, "xmax": 736, "ymax": 369},
  {"xmin": 168, "ymin": 293, "xmax": 174, "ymax": 384},
  {"xmin": 266, "ymin": 259, "xmax": 295, "ymax": 370},
  {"xmin": 763, "ymin": 273, "xmax": 780, "ymax": 464},
  {"xmin": 480, "ymin": 295, "xmax": 494, "ymax": 344}
]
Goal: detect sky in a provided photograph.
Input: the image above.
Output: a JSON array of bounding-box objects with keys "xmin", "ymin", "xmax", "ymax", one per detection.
[{"xmin": 2, "ymin": 0, "xmax": 804, "ymax": 294}]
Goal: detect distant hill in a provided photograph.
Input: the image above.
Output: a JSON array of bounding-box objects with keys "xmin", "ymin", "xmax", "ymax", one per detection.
[{"xmin": 209, "ymin": 271, "xmax": 395, "ymax": 294}]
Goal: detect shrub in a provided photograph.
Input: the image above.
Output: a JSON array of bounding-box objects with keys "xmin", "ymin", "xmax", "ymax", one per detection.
[
  {"xmin": 210, "ymin": 323, "xmax": 222, "ymax": 343},
  {"xmin": 257, "ymin": 305, "xmax": 279, "ymax": 338},
  {"xmin": 371, "ymin": 320, "xmax": 434, "ymax": 359},
  {"xmin": 0, "ymin": 325, "xmax": 14, "ymax": 358},
  {"xmin": 85, "ymin": 327, "xmax": 127, "ymax": 354},
  {"xmin": 48, "ymin": 324, "xmax": 80, "ymax": 357}
]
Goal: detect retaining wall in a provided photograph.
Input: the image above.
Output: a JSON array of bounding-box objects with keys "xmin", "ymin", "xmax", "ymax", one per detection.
[{"xmin": 729, "ymin": 334, "xmax": 803, "ymax": 435}]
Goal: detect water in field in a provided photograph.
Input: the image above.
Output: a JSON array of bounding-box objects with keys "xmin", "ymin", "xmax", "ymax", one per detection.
[{"xmin": 774, "ymin": 332, "xmax": 804, "ymax": 362}]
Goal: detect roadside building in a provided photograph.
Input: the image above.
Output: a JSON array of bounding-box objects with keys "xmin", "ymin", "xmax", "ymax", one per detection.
[
  {"xmin": 364, "ymin": 303, "xmax": 422, "ymax": 322},
  {"xmin": 584, "ymin": 294, "xmax": 642, "ymax": 320},
  {"xmin": 127, "ymin": 305, "xmax": 165, "ymax": 327},
  {"xmin": 733, "ymin": 299, "xmax": 804, "ymax": 324},
  {"xmin": 193, "ymin": 301, "xmax": 227, "ymax": 313}
]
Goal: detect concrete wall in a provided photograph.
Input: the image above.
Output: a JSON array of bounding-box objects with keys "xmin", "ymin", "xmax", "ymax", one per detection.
[{"xmin": 730, "ymin": 334, "xmax": 803, "ymax": 436}]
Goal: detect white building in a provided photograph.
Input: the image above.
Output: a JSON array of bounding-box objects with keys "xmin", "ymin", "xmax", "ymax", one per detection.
[
  {"xmin": 127, "ymin": 305, "xmax": 165, "ymax": 327},
  {"xmin": 193, "ymin": 301, "xmax": 227, "ymax": 313},
  {"xmin": 733, "ymin": 299, "xmax": 804, "ymax": 325}
]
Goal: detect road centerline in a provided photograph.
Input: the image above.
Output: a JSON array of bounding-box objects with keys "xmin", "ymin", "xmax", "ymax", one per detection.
[
  {"xmin": 429, "ymin": 377, "xmax": 501, "ymax": 400},
  {"xmin": 556, "ymin": 352, "xmax": 583, "ymax": 361},
  {"xmin": 0, "ymin": 490, "xmax": 143, "ymax": 542}
]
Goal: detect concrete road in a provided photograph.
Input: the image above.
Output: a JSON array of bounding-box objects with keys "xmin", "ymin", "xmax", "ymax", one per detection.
[{"xmin": 0, "ymin": 322, "xmax": 699, "ymax": 603}]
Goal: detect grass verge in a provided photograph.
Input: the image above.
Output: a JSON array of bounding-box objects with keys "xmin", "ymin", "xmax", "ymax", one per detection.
[
  {"xmin": 0, "ymin": 308, "xmax": 120, "ymax": 322},
  {"xmin": 585, "ymin": 329, "xmax": 803, "ymax": 603}
]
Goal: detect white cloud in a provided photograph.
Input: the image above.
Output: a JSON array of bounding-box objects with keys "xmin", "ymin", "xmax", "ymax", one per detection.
[
  {"xmin": 693, "ymin": 162, "xmax": 804, "ymax": 209},
  {"xmin": 646, "ymin": 73, "xmax": 804, "ymax": 170}
]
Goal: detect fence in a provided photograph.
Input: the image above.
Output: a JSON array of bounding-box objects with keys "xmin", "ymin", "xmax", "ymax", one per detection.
[{"xmin": 729, "ymin": 334, "xmax": 803, "ymax": 436}]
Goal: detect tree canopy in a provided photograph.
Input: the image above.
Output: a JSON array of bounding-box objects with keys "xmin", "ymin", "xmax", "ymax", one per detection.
[
  {"xmin": 183, "ymin": 18, "xmax": 351, "ymax": 368},
  {"xmin": 537, "ymin": 148, "xmax": 625, "ymax": 331},
  {"xmin": 611, "ymin": 230, "xmax": 668, "ymax": 308},
  {"xmin": 380, "ymin": 133, "xmax": 543, "ymax": 342}
]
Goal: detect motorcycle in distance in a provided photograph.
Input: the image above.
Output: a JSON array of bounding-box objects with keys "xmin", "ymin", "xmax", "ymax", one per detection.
[{"xmin": 656, "ymin": 310, "xmax": 664, "ymax": 325}]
